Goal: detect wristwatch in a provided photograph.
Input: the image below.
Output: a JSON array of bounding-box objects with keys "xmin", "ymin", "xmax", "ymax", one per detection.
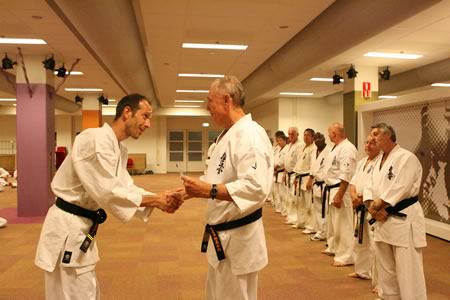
[{"xmin": 210, "ymin": 184, "xmax": 218, "ymax": 200}]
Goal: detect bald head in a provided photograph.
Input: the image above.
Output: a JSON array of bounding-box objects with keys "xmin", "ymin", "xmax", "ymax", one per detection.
[{"xmin": 328, "ymin": 122, "xmax": 346, "ymax": 144}]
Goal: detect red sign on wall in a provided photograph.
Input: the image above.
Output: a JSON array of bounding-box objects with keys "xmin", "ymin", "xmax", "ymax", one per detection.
[{"xmin": 362, "ymin": 82, "xmax": 371, "ymax": 98}]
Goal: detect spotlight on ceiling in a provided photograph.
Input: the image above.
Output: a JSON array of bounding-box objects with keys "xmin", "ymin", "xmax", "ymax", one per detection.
[
  {"xmin": 75, "ymin": 94, "xmax": 83, "ymax": 103},
  {"xmin": 379, "ymin": 66, "xmax": 391, "ymax": 80},
  {"xmin": 332, "ymin": 72, "xmax": 343, "ymax": 85},
  {"xmin": 55, "ymin": 64, "xmax": 67, "ymax": 78},
  {"xmin": 346, "ymin": 65, "xmax": 358, "ymax": 79},
  {"xmin": 42, "ymin": 55, "xmax": 55, "ymax": 71},
  {"xmin": 2, "ymin": 53, "xmax": 17, "ymax": 70},
  {"xmin": 98, "ymin": 94, "xmax": 108, "ymax": 105}
]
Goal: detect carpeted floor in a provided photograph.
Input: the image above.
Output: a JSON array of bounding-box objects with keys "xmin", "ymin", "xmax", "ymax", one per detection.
[{"xmin": 0, "ymin": 173, "xmax": 449, "ymax": 299}]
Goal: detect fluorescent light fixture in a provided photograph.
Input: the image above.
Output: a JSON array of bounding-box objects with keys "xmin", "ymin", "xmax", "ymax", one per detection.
[
  {"xmin": 280, "ymin": 92, "xmax": 314, "ymax": 96},
  {"xmin": 182, "ymin": 43, "xmax": 248, "ymax": 50},
  {"xmin": 102, "ymin": 104, "xmax": 117, "ymax": 107},
  {"xmin": 174, "ymin": 105, "xmax": 201, "ymax": 108},
  {"xmin": 431, "ymin": 83, "xmax": 450, "ymax": 87},
  {"xmin": 54, "ymin": 71, "xmax": 83, "ymax": 75},
  {"xmin": 65, "ymin": 88, "xmax": 103, "ymax": 92},
  {"xmin": 202, "ymin": 122, "xmax": 210, "ymax": 127},
  {"xmin": 0, "ymin": 38, "xmax": 46, "ymax": 44},
  {"xmin": 178, "ymin": 73, "xmax": 224, "ymax": 78},
  {"xmin": 364, "ymin": 52, "xmax": 423, "ymax": 59},
  {"xmin": 378, "ymin": 95, "xmax": 398, "ymax": 99},
  {"xmin": 310, "ymin": 77, "xmax": 344, "ymax": 82},
  {"xmin": 13, "ymin": 104, "xmax": 16, "ymax": 106},
  {"xmin": 108, "ymin": 99, "xmax": 116, "ymax": 102},
  {"xmin": 176, "ymin": 89, "xmax": 209, "ymax": 93},
  {"xmin": 0, "ymin": 98, "xmax": 16, "ymax": 101},
  {"xmin": 175, "ymin": 100, "xmax": 204, "ymax": 103}
]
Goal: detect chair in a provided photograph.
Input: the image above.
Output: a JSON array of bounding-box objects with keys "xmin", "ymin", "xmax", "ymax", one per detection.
[
  {"xmin": 55, "ymin": 146, "xmax": 68, "ymax": 169},
  {"xmin": 127, "ymin": 158, "xmax": 135, "ymax": 175}
]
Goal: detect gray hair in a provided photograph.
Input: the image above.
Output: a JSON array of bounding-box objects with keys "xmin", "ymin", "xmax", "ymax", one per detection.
[
  {"xmin": 288, "ymin": 126, "xmax": 299, "ymax": 134},
  {"xmin": 371, "ymin": 122, "xmax": 396, "ymax": 142},
  {"xmin": 212, "ymin": 75, "xmax": 246, "ymax": 107}
]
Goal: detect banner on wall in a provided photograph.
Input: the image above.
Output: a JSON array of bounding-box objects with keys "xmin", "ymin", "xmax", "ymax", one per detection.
[{"xmin": 373, "ymin": 99, "xmax": 450, "ymax": 225}]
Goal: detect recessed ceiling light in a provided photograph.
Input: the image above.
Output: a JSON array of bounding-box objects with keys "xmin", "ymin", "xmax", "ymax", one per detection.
[
  {"xmin": 280, "ymin": 92, "xmax": 314, "ymax": 96},
  {"xmin": 54, "ymin": 71, "xmax": 83, "ymax": 75},
  {"xmin": 279, "ymin": 25, "xmax": 289, "ymax": 29},
  {"xmin": 0, "ymin": 38, "xmax": 46, "ymax": 44},
  {"xmin": 174, "ymin": 105, "xmax": 202, "ymax": 108},
  {"xmin": 175, "ymin": 100, "xmax": 204, "ymax": 103},
  {"xmin": 378, "ymin": 95, "xmax": 398, "ymax": 99},
  {"xmin": 0, "ymin": 98, "xmax": 16, "ymax": 101},
  {"xmin": 178, "ymin": 73, "xmax": 224, "ymax": 78},
  {"xmin": 176, "ymin": 89, "xmax": 209, "ymax": 93},
  {"xmin": 31, "ymin": 15, "xmax": 43, "ymax": 20},
  {"xmin": 310, "ymin": 77, "xmax": 344, "ymax": 82},
  {"xmin": 431, "ymin": 83, "xmax": 450, "ymax": 87},
  {"xmin": 65, "ymin": 88, "xmax": 103, "ymax": 92},
  {"xmin": 182, "ymin": 43, "xmax": 248, "ymax": 50},
  {"xmin": 364, "ymin": 52, "xmax": 423, "ymax": 59}
]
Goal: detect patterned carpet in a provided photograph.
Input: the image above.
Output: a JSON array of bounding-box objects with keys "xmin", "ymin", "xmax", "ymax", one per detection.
[{"xmin": 0, "ymin": 173, "xmax": 449, "ymax": 299}]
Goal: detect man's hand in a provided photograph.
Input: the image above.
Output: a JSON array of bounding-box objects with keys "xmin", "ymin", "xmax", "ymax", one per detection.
[
  {"xmin": 306, "ymin": 177, "xmax": 313, "ymax": 190},
  {"xmin": 351, "ymin": 195, "xmax": 363, "ymax": 208},
  {"xmin": 181, "ymin": 175, "xmax": 210, "ymax": 198},
  {"xmin": 373, "ymin": 208, "xmax": 388, "ymax": 222},
  {"xmin": 165, "ymin": 191, "xmax": 184, "ymax": 213},
  {"xmin": 332, "ymin": 193, "xmax": 343, "ymax": 208}
]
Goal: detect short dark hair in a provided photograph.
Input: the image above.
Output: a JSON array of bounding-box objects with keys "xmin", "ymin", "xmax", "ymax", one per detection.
[
  {"xmin": 114, "ymin": 94, "xmax": 151, "ymax": 120},
  {"xmin": 275, "ymin": 130, "xmax": 285, "ymax": 138},
  {"xmin": 304, "ymin": 128, "xmax": 315, "ymax": 136},
  {"xmin": 371, "ymin": 122, "xmax": 396, "ymax": 142}
]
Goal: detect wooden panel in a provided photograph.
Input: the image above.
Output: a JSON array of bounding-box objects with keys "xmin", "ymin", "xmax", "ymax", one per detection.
[
  {"xmin": 0, "ymin": 154, "xmax": 15, "ymax": 173},
  {"xmin": 127, "ymin": 153, "xmax": 146, "ymax": 170}
]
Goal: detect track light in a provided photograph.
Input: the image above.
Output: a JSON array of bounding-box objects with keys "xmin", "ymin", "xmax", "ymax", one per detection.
[
  {"xmin": 55, "ymin": 64, "xmax": 67, "ymax": 77},
  {"xmin": 75, "ymin": 94, "xmax": 83, "ymax": 103},
  {"xmin": 346, "ymin": 65, "xmax": 358, "ymax": 79},
  {"xmin": 42, "ymin": 55, "xmax": 56, "ymax": 71},
  {"xmin": 332, "ymin": 72, "xmax": 343, "ymax": 85},
  {"xmin": 2, "ymin": 53, "xmax": 17, "ymax": 70},
  {"xmin": 98, "ymin": 94, "xmax": 108, "ymax": 105},
  {"xmin": 379, "ymin": 66, "xmax": 390, "ymax": 80}
]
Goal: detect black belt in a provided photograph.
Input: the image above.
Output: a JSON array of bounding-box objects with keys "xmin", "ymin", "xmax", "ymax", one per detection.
[
  {"xmin": 354, "ymin": 204, "xmax": 366, "ymax": 244},
  {"xmin": 275, "ymin": 169, "xmax": 285, "ymax": 183},
  {"xmin": 295, "ymin": 173, "xmax": 310, "ymax": 196},
  {"xmin": 369, "ymin": 196, "xmax": 418, "ymax": 225},
  {"xmin": 287, "ymin": 171, "xmax": 295, "ymax": 188},
  {"xmin": 201, "ymin": 208, "xmax": 262, "ymax": 261},
  {"xmin": 55, "ymin": 198, "xmax": 107, "ymax": 253},
  {"xmin": 312, "ymin": 180, "xmax": 324, "ymax": 204},
  {"xmin": 321, "ymin": 182, "xmax": 340, "ymax": 218}
]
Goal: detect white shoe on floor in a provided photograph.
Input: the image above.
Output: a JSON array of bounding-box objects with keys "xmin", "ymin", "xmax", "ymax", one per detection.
[
  {"xmin": 310, "ymin": 235, "xmax": 326, "ymax": 241},
  {"xmin": 302, "ymin": 228, "xmax": 316, "ymax": 234}
]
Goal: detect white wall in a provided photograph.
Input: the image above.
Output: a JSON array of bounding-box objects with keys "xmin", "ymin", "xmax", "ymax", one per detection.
[
  {"xmin": 279, "ymin": 94, "xmax": 343, "ymax": 138},
  {"xmin": 248, "ymin": 99, "xmax": 279, "ymax": 137},
  {"xmin": 0, "ymin": 115, "xmax": 16, "ymax": 142}
]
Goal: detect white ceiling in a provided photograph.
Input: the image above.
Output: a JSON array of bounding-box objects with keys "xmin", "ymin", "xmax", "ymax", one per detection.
[{"xmin": 1, "ymin": 0, "xmax": 450, "ymax": 111}]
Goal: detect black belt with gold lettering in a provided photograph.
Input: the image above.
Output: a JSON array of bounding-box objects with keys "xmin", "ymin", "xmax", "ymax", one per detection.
[
  {"xmin": 55, "ymin": 197, "xmax": 107, "ymax": 253},
  {"xmin": 369, "ymin": 196, "xmax": 418, "ymax": 225},
  {"xmin": 321, "ymin": 182, "xmax": 340, "ymax": 218},
  {"xmin": 354, "ymin": 204, "xmax": 367, "ymax": 244},
  {"xmin": 201, "ymin": 208, "xmax": 263, "ymax": 261},
  {"xmin": 312, "ymin": 180, "xmax": 324, "ymax": 203},
  {"xmin": 274, "ymin": 169, "xmax": 285, "ymax": 183},
  {"xmin": 295, "ymin": 173, "xmax": 310, "ymax": 196}
]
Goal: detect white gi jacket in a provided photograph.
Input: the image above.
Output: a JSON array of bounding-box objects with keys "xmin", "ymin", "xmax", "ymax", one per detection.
[
  {"xmin": 293, "ymin": 143, "xmax": 316, "ymax": 190},
  {"xmin": 283, "ymin": 140, "xmax": 302, "ymax": 173},
  {"xmin": 203, "ymin": 114, "xmax": 273, "ymax": 275},
  {"xmin": 350, "ymin": 154, "xmax": 381, "ymax": 197},
  {"xmin": 310, "ymin": 145, "xmax": 331, "ymax": 198},
  {"xmin": 274, "ymin": 146, "xmax": 288, "ymax": 183},
  {"xmin": 363, "ymin": 145, "xmax": 426, "ymax": 248},
  {"xmin": 322, "ymin": 139, "xmax": 357, "ymax": 207},
  {"xmin": 35, "ymin": 123, "xmax": 152, "ymax": 274}
]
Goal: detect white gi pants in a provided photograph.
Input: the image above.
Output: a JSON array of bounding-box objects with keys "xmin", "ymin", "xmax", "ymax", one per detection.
[
  {"xmin": 285, "ymin": 175, "xmax": 298, "ymax": 224},
  {"xmin": 280, "ymin": 183, "xmax": 288, "ymax": 214},
  {"xmin": 206, "ymin": 261, "xmax": 258, "ymax": 300},
  {"xmin": 45, "ymin": 265, "xmax": 100, "ymax": 300},
  {"xmin": 274, "ymin": 182, "xmax": 283, "ymax": 212},
  {"xmin": 272, "ymin": 181, "xmax": 279, "ymax": 209},
  {"xmin": 353, "ymin": 214, "xmax": 374, "ymax": 279},
  {"xmin": 374, "ymin": 231, "xmax": 427, "ymax": 300},
  {"xmin": 326, "ymin": 205, "xmax": 354, "ymax": 264},
  {"xmin": 312, "ymin": 195, "xmax": 326, "ymax": 238}
]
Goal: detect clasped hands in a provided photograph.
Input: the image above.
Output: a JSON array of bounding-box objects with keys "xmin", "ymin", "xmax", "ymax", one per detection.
[{"xmin": 368, "ymin": 199, "xmax": 389, "ymax": 222}]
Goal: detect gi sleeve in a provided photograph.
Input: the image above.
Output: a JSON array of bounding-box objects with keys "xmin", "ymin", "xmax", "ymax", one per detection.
[
  {"xmin": 338, "ymin": 145, "xmax": 357, "ymax": 183},
  {"xmin": 72, "ymin": 132, "xmax": 144, "ymax": 223},
  {"xmin": 225, "ymin": 131, "xmax": 273, "ymax": 213}
]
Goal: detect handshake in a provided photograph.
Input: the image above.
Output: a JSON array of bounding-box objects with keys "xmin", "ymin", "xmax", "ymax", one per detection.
[{"xmin": 158, "ymin": 188, "xmax": 185, "ymax": 213}]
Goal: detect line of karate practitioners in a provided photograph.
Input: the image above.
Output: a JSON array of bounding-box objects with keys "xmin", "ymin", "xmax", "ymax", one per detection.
[{"xmin": 270, "ymin": 122, "xmax": 427, "ymax": 300}]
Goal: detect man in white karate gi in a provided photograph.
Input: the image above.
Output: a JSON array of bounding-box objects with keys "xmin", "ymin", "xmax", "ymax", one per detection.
[
  {"xmin": 35, "ymin": 94, "xmax": 183, "ymax": 300},
  {"xmin": 321, "ymin": 123, "xmax": 356, "ymax": 267},
  {"xmin": 283, "ymin": 127, "xmax": 302, "ymax": 223},
  {"xmin": 271, "ymin": 131, "xmax": 286, "ymax": 207},
  {"xmin": 273, "ymin": 133, "xmax": 289, "ymax": 214},
  {"xmin": 364, "ymin": 123, "xmax": 427, "ymax": 300},
  {"xmin": 181, "ymin": 76, "xmax": 273, "ymax": 300},
  {"xmin": 307, "ymin": 132, "xmax": 331, "ymax": 241},
  {"xmin": 292, "ymin": 128, "xmax": 316, "ymax": 231},
  {"xmin": 348, "ymin": 136, "xmax": 381, "ymax": 293}
]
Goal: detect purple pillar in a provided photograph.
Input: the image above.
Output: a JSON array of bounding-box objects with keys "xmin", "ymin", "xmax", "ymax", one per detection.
[{"xmin": 16, "ymin": 57, "xmax": 55, "ymax": 217}]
